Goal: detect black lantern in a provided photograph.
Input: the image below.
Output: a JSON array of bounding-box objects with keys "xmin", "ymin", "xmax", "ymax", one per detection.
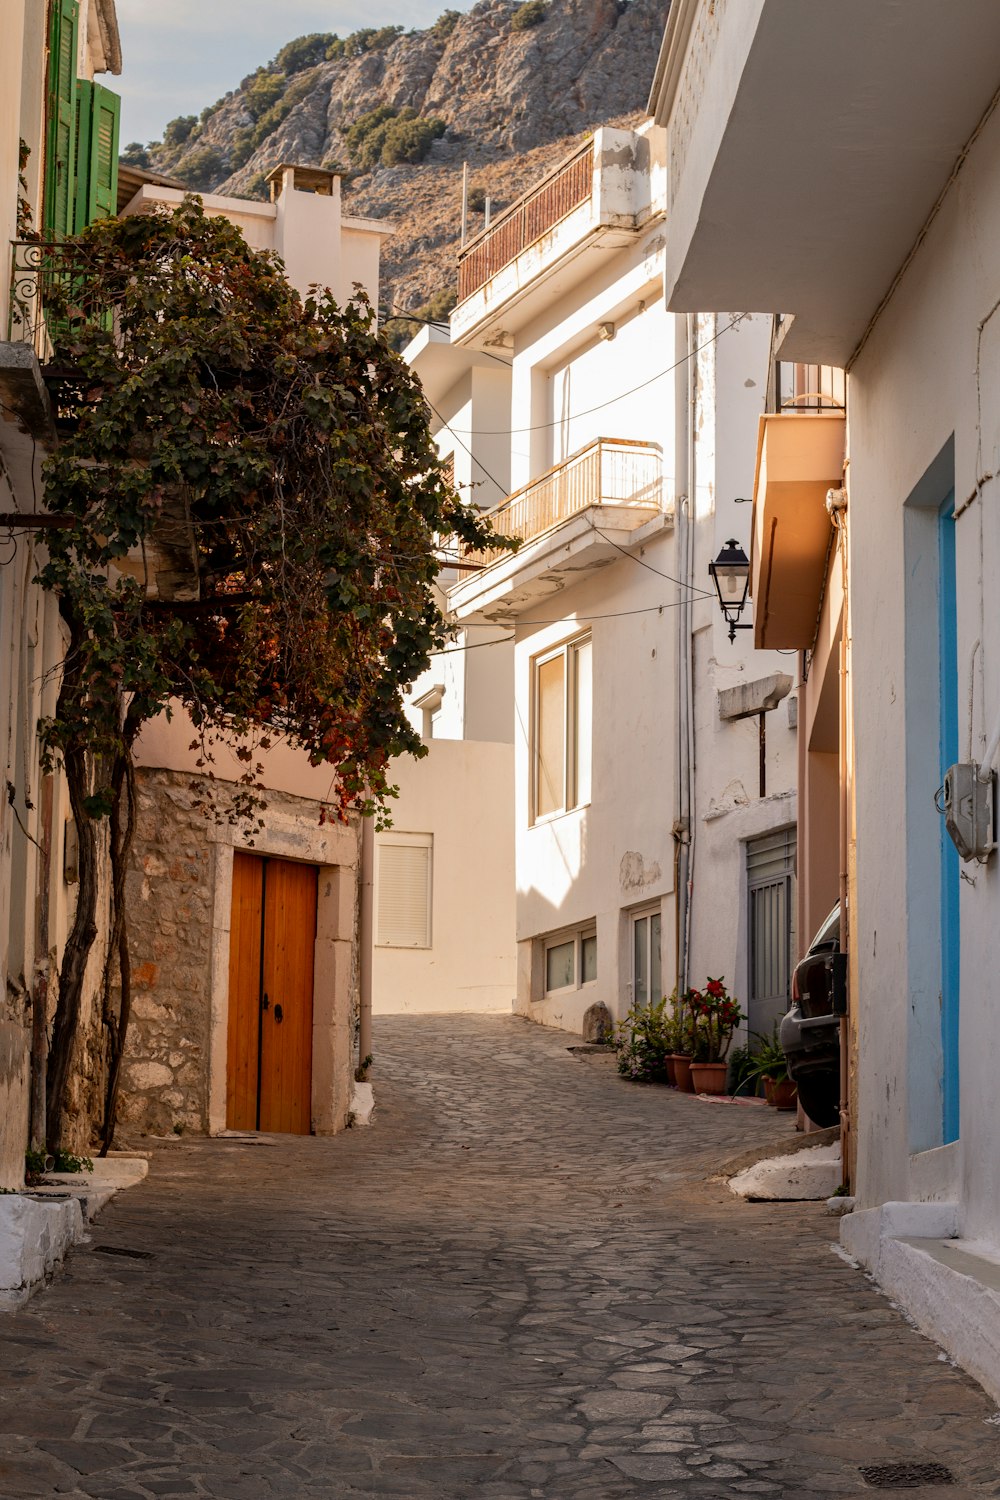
[{"xmin": 708, "ymin": 539, "xmax": 751, "ymax": 642}]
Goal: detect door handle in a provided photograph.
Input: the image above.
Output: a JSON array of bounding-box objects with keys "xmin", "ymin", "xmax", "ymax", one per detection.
[{"xmin": 273, "ymin": 1003, "xmax": 283, "ymax": 1023}]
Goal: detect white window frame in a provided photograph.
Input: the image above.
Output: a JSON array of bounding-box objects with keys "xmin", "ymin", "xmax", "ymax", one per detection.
[
  {"xmin": 530, "ymin": 632, "xmax": 592, "ymax": 824},
  {"xmin": 629, "ymin": 903, "xmax": 663, "ymax": 1010},
  {"xmin": 541, "ymin": 924, "xmax": 598, "ymax": 997},
  {"xmin": 374, "ymin": 831, "xmax": 433, "ymax": 949}
]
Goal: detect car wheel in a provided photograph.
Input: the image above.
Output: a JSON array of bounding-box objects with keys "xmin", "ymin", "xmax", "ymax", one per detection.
[{"xmin": 794, "ymin": 1070, "xmax": 840, "ymax": 1129}]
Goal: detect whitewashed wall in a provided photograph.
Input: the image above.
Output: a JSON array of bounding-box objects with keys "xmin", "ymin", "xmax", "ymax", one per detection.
[
  {"xmin": 845, "ymin": 97, "xmax": 1000, "ymax": 1241},
  {"xmin": 372, "ymin": 738, "xmax": 516, "ymax": 1015},
  {"xmin": 687, "ymin": 312, "xmax": 798, "ymax": 1039},
  {"xmin": 513, "ymin": 531, "xmax": 678, "ymax": 1034}
]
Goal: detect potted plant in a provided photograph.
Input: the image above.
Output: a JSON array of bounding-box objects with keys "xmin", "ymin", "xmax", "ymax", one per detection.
[
  {"xmin": 612, "ymin": 995, "xmax": 671, "ymax": 1084},
  {"xmin": 741, "ymin": 1027, "xmax": 798, "ymax": 1109},
  {"xmin": 688, "ymin": 977, "xmax": 743, "ymax": 1094},
  {"xmin": 670, "ymin": 988, "xmax": 699, "ymax": 1092}
]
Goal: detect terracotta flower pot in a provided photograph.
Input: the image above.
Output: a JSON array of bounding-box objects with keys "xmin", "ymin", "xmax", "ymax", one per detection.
[
  {"xmin": 672, "ymin": 1055, "xmax": 694, "ymax": 1093},
  {"xmin": 690, "ymin": 1061, "xmax": 728, "ymax": 1095},
  {"xmin": 665, "ymin": 1054, "xmax": 678, "ymax": 1086},
  {"xmin": 763, "ymin": 1075, "xmax": 798, "ymax": 1110}
]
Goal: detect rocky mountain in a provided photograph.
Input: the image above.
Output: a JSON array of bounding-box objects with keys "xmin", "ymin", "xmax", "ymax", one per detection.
[{"xmin": 136, "ymin": 0, "xmax": 669, "ymax": 317}]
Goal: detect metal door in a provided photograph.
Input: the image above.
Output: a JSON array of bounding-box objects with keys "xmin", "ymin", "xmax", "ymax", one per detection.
[{"xmin": 747, "ymin": 828, "xmax": 796, "ymax": 1043}]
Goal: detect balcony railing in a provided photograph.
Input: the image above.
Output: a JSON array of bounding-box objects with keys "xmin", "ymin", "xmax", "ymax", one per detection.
[
  {"xmin": 457, "ymin": 141, "xmax": 594, "ymax": 302},
  {"xmin": 465, "ymin": 437, "xmax": 663, "ymax": 567},
  {"xmin": 7, "ymin": 240, "xmax": 111, "ymax": 355}
]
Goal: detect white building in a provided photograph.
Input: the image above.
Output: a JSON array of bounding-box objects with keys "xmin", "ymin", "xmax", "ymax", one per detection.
[
  {"xmin": 648, "ymin": 0, "xmax": 1000, "ymax": 1400},
  {"xmin": 405, "ymin": 123, "xmax": 797, "ymax": 1040},
  {"xmin": 121, "ymin": 162, "xmax": 393, "ymax": 310}
]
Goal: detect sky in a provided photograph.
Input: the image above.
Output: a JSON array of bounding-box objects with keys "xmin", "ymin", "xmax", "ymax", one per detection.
[{"xmin": 114, "ymin": 2, "xmax": 475, "ymax": 148}]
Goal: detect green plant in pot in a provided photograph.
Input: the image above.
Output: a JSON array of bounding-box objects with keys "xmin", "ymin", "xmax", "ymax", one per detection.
[
  {"xmin": 612, "ymin": 994, "xmax": 672, "ymax": 1084},
  {"xmin": 738, "ymin": 1026, "xmax": 797, "ymax": 1108}
]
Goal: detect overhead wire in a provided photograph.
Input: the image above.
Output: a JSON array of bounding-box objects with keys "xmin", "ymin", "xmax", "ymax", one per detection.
[
  {"xmin": 427, "ymin": 594, "xmax": 699, "ymax": 656},
  {"xmin": 433, "ymin": 313, "xmax": 748, "ymax": 437}
]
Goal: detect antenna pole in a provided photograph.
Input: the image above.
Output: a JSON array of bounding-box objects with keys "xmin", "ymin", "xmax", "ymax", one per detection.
[{"xmin": 461, "ymin": 161, "xmax": 469, "ymax": 247}]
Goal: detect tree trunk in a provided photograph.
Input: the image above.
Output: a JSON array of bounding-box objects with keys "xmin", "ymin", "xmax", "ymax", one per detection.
[
  {"xmin": 46, "ymin": 736, "xmax": 99, "ymax": 1151},
  {"xmin": 99, "ymin": 745, "xmax": 137, "ymax": 1155}
]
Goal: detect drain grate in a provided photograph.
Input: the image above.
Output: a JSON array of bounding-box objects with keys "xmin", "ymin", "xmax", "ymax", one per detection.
[
  {"xmin": 860, "ymin": 1462, "xmax": 955, "ymax": 1489},
  {"xmin": 92, "ymin": 1245, "xmax": 154, "ymax": 1260}
]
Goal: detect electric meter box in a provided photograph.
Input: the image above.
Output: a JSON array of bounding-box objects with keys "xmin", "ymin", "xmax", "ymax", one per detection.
[{"xmin": 941, "ymin": 762, "xmax": 995, "ymax": 863}]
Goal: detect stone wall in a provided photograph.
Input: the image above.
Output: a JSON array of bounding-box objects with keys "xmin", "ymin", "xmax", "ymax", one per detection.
[
  {"xmin": 120, "ymin": 768, "xmax": 360, "ymax": 1139},
  {"xmin": 119, "ymin": 771, "xmax": 216, "ymax": 1136}
]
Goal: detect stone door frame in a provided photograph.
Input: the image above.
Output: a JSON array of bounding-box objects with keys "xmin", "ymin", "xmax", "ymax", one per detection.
[{"xmin": 206, "ymin": 807, "xmax": 359, "ymax": 1136}]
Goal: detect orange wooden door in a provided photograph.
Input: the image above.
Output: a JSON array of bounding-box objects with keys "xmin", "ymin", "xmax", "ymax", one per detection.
[{"xmin": 226, "ymin": 853, "xmax": 317, "ymax": 1134}]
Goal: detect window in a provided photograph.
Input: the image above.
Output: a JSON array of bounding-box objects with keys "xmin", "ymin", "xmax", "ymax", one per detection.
[
  {"xmin": 631, "ymin": 907, "xmax": 662, "ymax": 1009},
  {"xmin": 542, "ymin": 926, "xmax": 597, "ymax": 995},
  {"xmin": 533, "ymin": 634, "xmax": 592, "ymax": 820},
  {"xmin": 375, "ymin": 833, "xmax": 432, "ymax": 948}
]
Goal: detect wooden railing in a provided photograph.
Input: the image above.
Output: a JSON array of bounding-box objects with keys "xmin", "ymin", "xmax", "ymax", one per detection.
[
  {"xmin": 457, "ymin": 141, "xmax": 595, "ymax": 302},
  {"xmin": 465, "ymin": 438, "xmax": 662, "ymax": 567}
]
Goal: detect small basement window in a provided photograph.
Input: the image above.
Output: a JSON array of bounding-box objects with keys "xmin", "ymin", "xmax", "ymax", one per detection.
[{"xmin": 542, "ymin": 926, "xmax": 597, "ymax": 996}]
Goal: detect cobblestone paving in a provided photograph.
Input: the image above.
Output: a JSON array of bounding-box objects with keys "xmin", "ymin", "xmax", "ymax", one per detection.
[{"xmin": 3, "ymin": 1013, "xmax": 1000, "ymax": 1499}]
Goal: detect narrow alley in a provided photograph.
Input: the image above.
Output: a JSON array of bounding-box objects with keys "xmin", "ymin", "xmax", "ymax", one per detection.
[{"xmin": 2, "ymin": 1015, "xmax": 999, "ymax": 1500}]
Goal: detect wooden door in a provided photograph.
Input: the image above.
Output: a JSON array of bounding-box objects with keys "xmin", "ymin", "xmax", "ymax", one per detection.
[{"xmin": 226, "ymin": 853, "xmax": 318, "ymax": 1134}]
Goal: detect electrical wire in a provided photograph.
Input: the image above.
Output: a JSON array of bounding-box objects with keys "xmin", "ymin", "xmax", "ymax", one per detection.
[
  {"xmin": 435, "ymin": 314, "xmax": 748, "ymax": 437},
  {"xmin": 380, "ymin": 308, "xmax": 513, "ymax": 369},
  {"xmin": 427, "ymin": 594, "xmax": 698, "ymax": 655},
  {"xmin": 423, "ymin": 393, "xmax": 509, "ymax": 496},
  {"xmin": 591, "ymin": 525, "xmax": 715, "ymax": 600}
]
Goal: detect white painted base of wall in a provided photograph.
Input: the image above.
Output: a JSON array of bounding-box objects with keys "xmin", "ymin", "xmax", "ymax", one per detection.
[
  {"xmin": 840, "ymin": 1202, "xmax": 1000, "ymax": 1403},
  {"xmin": 0, "ymin": 1155, "xmax": 149, "ymax": 1310},
  {"xmin": 729, "ymin": 1143, "xmax": 841, "ymax": 1201},
  {"xmin": 349, "ymin": 1080, "xmax": 375, "ymax": 1126},
  {"xmin": 0, "ymin": 1195, "xmax": 85, "ymax": 1309}
]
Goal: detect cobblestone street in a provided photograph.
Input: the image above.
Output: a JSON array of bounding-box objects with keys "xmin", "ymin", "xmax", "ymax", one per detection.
[{"xmin": 2, "ymin": 1014, "xmax": 1000, "ymax": 1499}]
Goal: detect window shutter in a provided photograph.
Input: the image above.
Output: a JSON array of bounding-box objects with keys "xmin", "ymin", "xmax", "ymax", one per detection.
[
  {"xmin": 75, "ymin": 80, "xmax": 121, "ymax": 231},
  {"xmin": 376, "ymin": 838, "xmax": 432, "ymax": 948},
  {"xmin": 44, "ymin": 0, "xmax": 80, "ymax": 238}
]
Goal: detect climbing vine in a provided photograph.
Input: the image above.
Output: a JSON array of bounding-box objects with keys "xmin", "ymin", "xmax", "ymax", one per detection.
[{"xmin": 36, "ymin": 198, "xmax": 506, "ymax": 1149}]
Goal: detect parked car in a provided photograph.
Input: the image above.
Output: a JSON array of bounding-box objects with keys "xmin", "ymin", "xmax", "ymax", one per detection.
[{"xmin": 779, "ymin": 904, "xmax": 844, "ymax": 1128}]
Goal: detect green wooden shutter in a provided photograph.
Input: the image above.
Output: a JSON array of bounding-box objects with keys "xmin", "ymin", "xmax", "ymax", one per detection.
[
  {"xmin": 43, "ymin": 0, "xmax": 80, "ymax": 238},
  {"xmin": 74, "ymin": 80, "xmax": 121, "ymax": 230}
]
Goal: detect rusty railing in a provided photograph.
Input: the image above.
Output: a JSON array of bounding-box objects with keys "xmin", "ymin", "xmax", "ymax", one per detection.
[
  {"xmin": 457, "ymin": 141, "xmax": 595, "ymax": 302},
  {"xmin": 465, "ymin": 437, "xmax": 662, "ymax": 567}
]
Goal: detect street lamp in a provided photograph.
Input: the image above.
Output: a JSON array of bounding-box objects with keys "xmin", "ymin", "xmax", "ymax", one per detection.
[{"xmin": 708, "ymin": 539, "xmax": 751, "ymax": 643}]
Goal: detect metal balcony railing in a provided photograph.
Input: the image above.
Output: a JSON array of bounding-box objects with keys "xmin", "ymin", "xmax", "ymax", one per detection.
[
  {"xmin": 464, "ymin": 437, "xmax": 663, "ymax": 567},
  {"xmin": 7, "ymin": 239, "xmax": 112, "ymax": 355},
  {"xmin": 457, "ymin": 141, "xmax": 594, "ymax": 302}
]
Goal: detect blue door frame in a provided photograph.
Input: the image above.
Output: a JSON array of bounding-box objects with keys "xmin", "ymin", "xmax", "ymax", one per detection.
[{"xmin": 938, "ymin": 493, "xmax": 960, "ymax": 1144}]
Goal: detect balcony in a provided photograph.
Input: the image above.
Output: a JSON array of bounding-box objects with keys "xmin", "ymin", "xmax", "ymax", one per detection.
[
  {"xmin": 458, "ymin": 141, "xmax": 594, "ymax": 303},
  {"xmin": 647, "ymin": 0, "xmax": 1000, "ymax": 364},
  {"xmin": 451, "ymin": 125, "xmax": 665, "ymax": 348},
  {"xmin": 750, "ymin": 413, "xmax": 846, "ymax": 650},
  {"xmin": 0, "ymin": 242, "xmax": 74, "ymax": 443},
  {"xmin": 449, "ymin": 437, "xmax": 667, "ymax": 622},
  {"xmin": 10, "ymin": 240, "xmax": 79, "ymax": 353}
]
